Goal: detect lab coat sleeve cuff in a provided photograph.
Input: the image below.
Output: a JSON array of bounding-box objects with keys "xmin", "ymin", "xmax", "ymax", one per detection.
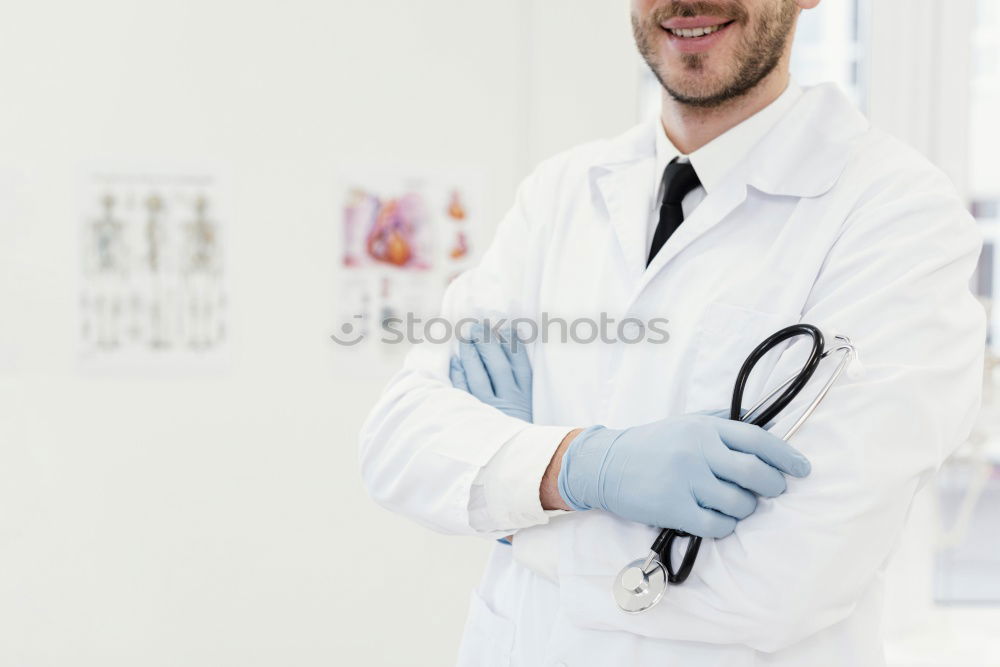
[{"xmin": 476, "ymin": 424, "xmax": 576, "ymax": 531}]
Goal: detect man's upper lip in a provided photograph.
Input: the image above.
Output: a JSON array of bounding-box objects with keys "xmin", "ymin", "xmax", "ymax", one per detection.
[{"xmin": 661, "ymin": 16, "xmax": 732, "ymax": 30}]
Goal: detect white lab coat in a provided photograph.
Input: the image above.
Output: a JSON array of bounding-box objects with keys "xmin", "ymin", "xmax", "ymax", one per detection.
[{"xmin": 359, "ymin": 84, "xmax": 985, "ymax": 666}]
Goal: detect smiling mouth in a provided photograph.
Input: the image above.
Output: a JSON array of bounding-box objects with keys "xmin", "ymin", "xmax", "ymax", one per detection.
[{"xmin": 665, "ymin": 20, "xmax": 734, "ymax": 38}]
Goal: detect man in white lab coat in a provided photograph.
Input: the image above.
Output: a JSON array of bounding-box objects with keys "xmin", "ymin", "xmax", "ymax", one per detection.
[{"xmin": 359, "ymin": 0, "xmax": 986, "ymax": 664}]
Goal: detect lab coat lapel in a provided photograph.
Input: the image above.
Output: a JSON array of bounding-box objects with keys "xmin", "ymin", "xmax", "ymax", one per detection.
[
  {"xmin": 633, "ymin": 83, "xmax": 867, "ymax": 297},
  {"xmin": 586, "ymin": 84, "xmax": 866, "ymax": 308},
  {"xmin": 588, "ymin": 116, "xmax": 752, "ymax": 306},
  {"xmin": 591, "ymin": 157, "xmax": 658, "ymax": 283},
  {"xmin": 745, "ymin": 83, "xmax": 868, "ymax": 197},
  {"xmin": 588, "ymin": 119, "xmax": 659, "ymax": 285}
]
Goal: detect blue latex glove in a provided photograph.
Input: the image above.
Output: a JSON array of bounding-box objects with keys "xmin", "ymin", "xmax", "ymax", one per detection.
[
  {"xmin": 449, "ymin": 327, "xmax": 532, "ymax": 422},
  {"xmin": 558, "ymin": 417, "xmax": 811, "ymax": 538}
]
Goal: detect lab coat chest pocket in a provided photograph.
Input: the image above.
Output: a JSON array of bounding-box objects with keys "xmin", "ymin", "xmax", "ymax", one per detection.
[
  {"xmin": 683, "ymin": 302, "xmax": 801, "ymax": 415},
  {"xmin": 455, "ymin": 590, "xmax": 516, "ymax": 667}
]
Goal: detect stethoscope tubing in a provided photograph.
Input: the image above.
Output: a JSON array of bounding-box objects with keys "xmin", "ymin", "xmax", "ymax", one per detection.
[{"xmin": 649, "ymin": 324, "xmax": 854, "ymax": 586}]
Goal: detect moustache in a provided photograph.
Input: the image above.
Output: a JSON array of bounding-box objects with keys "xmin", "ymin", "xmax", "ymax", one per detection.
[{"xmin": 651, "ymin": 0, "xmax": 749, "ymax": 25}]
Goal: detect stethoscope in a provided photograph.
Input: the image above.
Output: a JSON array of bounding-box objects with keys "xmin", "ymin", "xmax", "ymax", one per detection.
[{"xmin": 612, "ymin": 324, "xmax": 857, "ymax": 614}]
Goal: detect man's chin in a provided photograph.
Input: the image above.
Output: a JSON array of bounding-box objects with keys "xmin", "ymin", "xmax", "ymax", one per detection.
[{"xmin": 661, "ymin": 78, "xmax": 731, "ymax": 107}]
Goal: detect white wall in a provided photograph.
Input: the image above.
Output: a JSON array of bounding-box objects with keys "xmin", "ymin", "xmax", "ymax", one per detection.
[
  {"xmin": 523, "ymin": 0, "xmax": 640, "ymax": 165},
  {"xmin": 0, "ymin": 1, "xmax": 637, "ymax": 665}
]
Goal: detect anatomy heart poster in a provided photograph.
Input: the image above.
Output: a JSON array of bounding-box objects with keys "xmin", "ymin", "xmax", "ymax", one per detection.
[{"xmin": 335, "ymin": 167, "xmax": 483, "ymax": 350}]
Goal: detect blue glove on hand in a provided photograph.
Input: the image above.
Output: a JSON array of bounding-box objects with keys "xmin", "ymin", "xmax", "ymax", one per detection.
[
  {"xmin": 449, "ymin": 327, "xmax": 532, "ymax": 422},
  {"xmin": 558, "ymin": 416, "xmax": 811, "ymax": 538}
]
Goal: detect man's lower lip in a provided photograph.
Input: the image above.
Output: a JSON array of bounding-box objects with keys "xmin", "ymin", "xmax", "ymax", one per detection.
[{"xmin": 663, "ymin": 21, "xmax": 733, "ymax": 52}]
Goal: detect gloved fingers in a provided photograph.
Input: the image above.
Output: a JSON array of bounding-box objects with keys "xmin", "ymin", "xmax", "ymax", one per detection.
[
  {"xmin": 707, "ymin": 446, "xmax": 787, "ymax": 498},
  {"xmin": 459, "ymin": 341, "xmax": 495, "ymax": 398},
  {"xmin": 694, "ymin": 408, "xmax": 734, "ymax": 420},
  {"xmin": 492, "ymin": 399, "xmax": 531, "ymax": 423},
  {"xmin": 449, "ymin": 357, "xmax": 470, "ymax": 392},
  {"xmin": 693, "ymin": 407, "xmax": 751, "ymax": 421},
  {"xmin": 471, "ymin": 337, "xmax": 519, "ymax": 396},
  {"xmin": 686, "ymin": 508, "xmax": 738, "ymax": 539},
  {"xmin": 693, "ymin": 477, "xmax": 758, "ymax": 520},
  {"xmin": 497, "ymin": 327, "xmax": 516, "ymax": 362},
  {"xmin": 500, "ymin": 329, "xmax": 532, "ymax": 392},
  {"xmin": 714, "ymin": 419, "xmax": 811, "ymax": 478}
]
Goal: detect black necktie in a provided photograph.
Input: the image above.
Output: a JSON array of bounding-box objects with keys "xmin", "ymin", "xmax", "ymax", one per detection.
[{"xmin": 647, "ymin": 159, "xmax": 701, "ymax": 266}]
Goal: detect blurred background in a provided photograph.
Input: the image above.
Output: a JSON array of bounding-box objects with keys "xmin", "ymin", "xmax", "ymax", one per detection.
[{"xmin": 0, "ymin": 1, "xmax": 998, "ymax": 665}]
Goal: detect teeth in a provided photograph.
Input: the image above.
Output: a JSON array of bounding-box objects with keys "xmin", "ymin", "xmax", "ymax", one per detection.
[{"xmin": 669, "ymin": 23, "xmax": 725, "ymax": 38}]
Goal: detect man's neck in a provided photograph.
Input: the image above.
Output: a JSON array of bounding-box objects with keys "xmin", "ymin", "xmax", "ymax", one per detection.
[{"xmin": 660, "ymin": 67, "xmax": 791, "ymax": 155}]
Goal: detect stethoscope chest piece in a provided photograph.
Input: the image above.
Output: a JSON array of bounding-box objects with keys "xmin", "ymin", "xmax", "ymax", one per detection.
[{"xmin": 613, "ymin": 557, "xmax": 668, "ymax": 613}]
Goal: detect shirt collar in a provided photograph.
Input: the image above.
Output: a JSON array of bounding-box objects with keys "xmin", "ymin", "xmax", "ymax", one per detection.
[{"xmin": 654, "ymin": 81, "xmax": 803, "ymax": 194}]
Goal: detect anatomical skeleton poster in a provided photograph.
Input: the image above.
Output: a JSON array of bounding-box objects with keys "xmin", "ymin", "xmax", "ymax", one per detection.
[{"xmin": 78, "ymin": 165, "xmax": 229, "ymax": 371}]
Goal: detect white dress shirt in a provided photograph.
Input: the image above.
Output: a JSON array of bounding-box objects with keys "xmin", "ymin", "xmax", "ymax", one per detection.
[{"xmin": 469, "ymin": 82, "xmax": 805, "ymax": 534}]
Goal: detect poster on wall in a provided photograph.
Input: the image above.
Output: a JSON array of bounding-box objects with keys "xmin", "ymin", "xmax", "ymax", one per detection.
[
  {"xmin": 334, "ymin": 167, "xmax": 483, "ymax": 351},
  {"xmin": 77, "ymin": 164, "xmax": 229, "ymax": 372}
]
